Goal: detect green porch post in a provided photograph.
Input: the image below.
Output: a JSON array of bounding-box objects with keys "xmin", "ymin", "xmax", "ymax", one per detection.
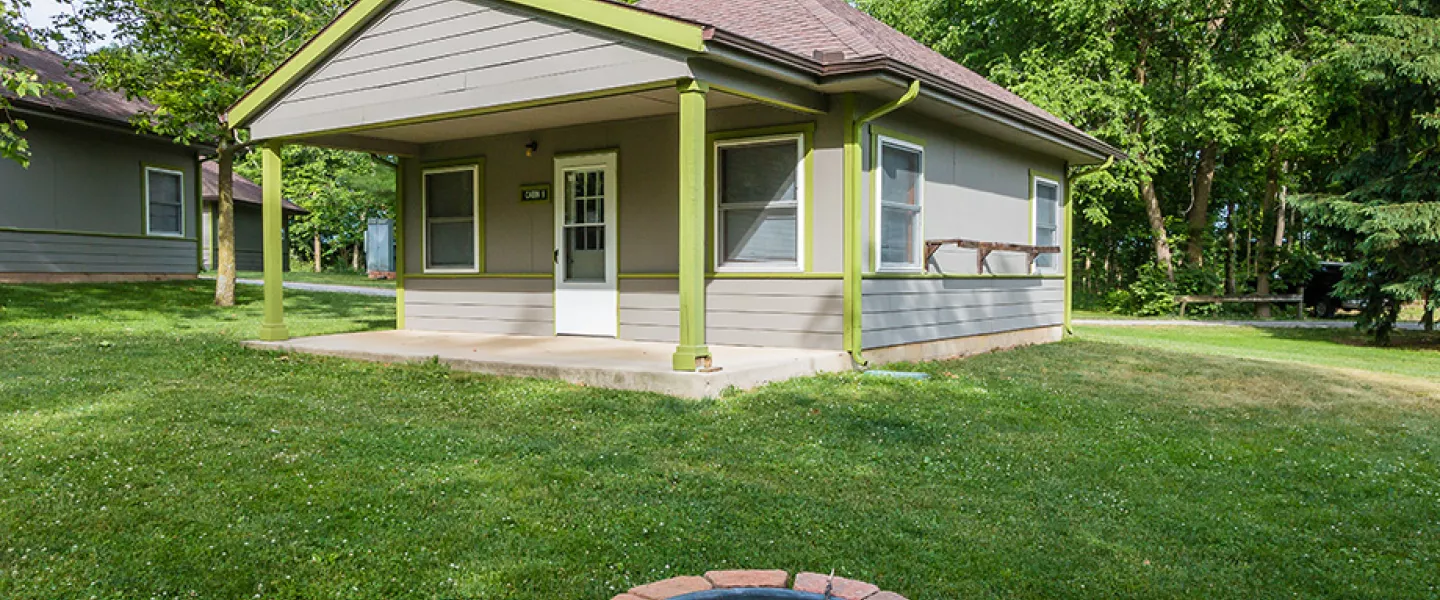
[
  {"xmin": 673, "ymin": 78, "xmax": 711, "ymax": 371},
  {"xmin": 258, "ymin": 142, "xmax": 290, "ymax": 342}
]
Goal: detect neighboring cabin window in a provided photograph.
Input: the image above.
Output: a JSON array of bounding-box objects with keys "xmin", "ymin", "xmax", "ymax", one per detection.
[
  {"xmin": 715, "ymin": 134, "xmax": 804, "ymax": 270},
  {"xmin": 423, "ymin": 165, "xmax": 480, "ymax": 272},
  {"xmin": 1033, "ymin": 176, "xmax": 1061, "ymax": 273},
  {"xmin": 875, "ymin": 136, "xmax": 924, "ymax": 270},
  {"xmin": 145, "ymin": 166, "xmax": 185, "ymax": 237}
]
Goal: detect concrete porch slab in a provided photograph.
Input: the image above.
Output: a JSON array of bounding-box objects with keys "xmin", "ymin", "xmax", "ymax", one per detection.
[{"xmin": 243, "ymin": 330, "xmax": 855, "ymax": 398}]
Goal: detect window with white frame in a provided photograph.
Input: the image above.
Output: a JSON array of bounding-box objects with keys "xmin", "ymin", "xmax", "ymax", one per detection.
[
  {"xmin": 145, "ymin": 166, "xmax": 185, "ymax": 236},
  {"xmin": 423, "ymin": 165, "xmax": 479, "ymax": 272},
  {"xmin": 715, "ymin": 134, "xmax": 804, "ymax": 270},
  {"xmin": 875, "ymin": 137, "xmax": 924, "ymax": 270},
  {"xmin": 1033, "ymin": 176, "xmax": 1061, "ymax": 273}
]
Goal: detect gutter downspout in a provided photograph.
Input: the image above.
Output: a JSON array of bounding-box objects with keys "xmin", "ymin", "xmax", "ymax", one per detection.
[
  {"xmin": 844, "ymin": 80, "xmax": 921, "ymax": 366},
  {"xmin": 1063, "ymin": 155, "xmax": 1115, "ymax": 335}
]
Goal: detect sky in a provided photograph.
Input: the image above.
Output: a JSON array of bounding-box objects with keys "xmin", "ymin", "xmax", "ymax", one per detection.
[{"xmin": 20, "ymin": 0, "xmax": 114, "ymax": 44}]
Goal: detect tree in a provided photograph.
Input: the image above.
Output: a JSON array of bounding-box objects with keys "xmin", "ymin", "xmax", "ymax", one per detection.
[
  {"xmin": 1301, "ymin": 11, "xmax": 1440, "ymax": 343},
  {"xmin": 236, "ymin": 147, "xmax": 395, "ymax": 273},
  {"xmin": 57, "ymin": 0, "xmax": 346, "ymax": 305},
  {"xmin": 1, "ymin": 0, "xmax": 68, "ymax": 166}
]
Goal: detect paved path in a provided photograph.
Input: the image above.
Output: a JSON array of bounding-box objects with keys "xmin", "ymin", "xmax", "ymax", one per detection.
[
  {"xmin": 1075, "ymin": 318, "xmax": 1424, "ymax": 331},
  {"xmin": 228, "ymin": 278, "xmax": 397, "ymax": 298}
]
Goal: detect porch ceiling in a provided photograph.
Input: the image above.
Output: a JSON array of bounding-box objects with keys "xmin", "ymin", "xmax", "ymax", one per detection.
[{"xmin": 337, "ymin": 88, "xmax": 753, "ymax": 146}]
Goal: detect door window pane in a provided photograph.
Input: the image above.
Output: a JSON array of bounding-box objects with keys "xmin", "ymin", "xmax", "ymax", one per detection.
[
  {"xmin": 147, "ymin": 168, "xmax": 184, "ymax": 236},
  {"xmin": 563, "ymin": 168, "xmax": 608, "ymax": 282},
  {"xmin": 424, "ymin": 167, "xmax": 478, "ymax": 270},
  {"xmin": 717, "ymin": 137, "xmax": 802, "ymax": 268},
  {"xmin": 877, "ymin": 139, "xmax": 923, "ymax": 269}
]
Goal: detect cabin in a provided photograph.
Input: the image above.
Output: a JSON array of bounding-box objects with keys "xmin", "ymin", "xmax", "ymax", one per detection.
[
  {"xmin": 231, "ymin": 0, "xmax": 1121, "ymax": 396},
  {"xmin": 0, "ymin": 44, "xmax": 204, "ymax": 282},
  {"xmin": 199, "ymin": 162, "xmax": 307, "ymax": 273}
]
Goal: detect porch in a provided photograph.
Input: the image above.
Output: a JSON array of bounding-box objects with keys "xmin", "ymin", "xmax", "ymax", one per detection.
[{"xmin": 244, "ymin": 330, "xmax": 852, "ymax": 398}]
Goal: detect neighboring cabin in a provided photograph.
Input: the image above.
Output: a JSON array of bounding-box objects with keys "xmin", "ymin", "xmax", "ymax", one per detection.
[
  {"xmin": 229, "ymin": 0, "xmax": 1122, "ymax": 370},
  {"xmin": 0, "ymin": 44, "xmax": 205, "ymax": 283},
  {"xmin": 199, "ymin": 161, "xmax": 307, "ymax": 272}
]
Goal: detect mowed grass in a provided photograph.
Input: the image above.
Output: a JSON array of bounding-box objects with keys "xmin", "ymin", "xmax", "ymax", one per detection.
[{"xmin": 2, "ymin": 283, "xmax": 1438, "ymax": 599}]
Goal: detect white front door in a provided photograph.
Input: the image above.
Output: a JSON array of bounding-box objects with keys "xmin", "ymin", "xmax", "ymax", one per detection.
[{"xmin": 554, "ymin": 151, "xmax": 618, "ymax": 337}]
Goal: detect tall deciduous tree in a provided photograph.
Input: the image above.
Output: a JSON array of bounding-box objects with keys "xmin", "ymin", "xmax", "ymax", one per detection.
[
  {"xmin": 1, "ymin": 0, "xmax": 68, "ymax": 166},
  {"xmin": 57, "ymin": 0, "xmax": 345, "ymax": 305}
]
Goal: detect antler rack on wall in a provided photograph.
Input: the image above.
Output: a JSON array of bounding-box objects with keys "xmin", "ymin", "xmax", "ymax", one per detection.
[{"xmin": 923, "ymin": 239, "xmax": 1061, "ymax": 274}]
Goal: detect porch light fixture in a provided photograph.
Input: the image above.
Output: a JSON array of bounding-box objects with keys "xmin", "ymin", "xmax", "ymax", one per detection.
[{"xmin": 525, "ymin": 141, "xmax": 539, "ymax": 157}]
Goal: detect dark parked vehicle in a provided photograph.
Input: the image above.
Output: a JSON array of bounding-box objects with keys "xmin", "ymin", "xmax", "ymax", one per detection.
[{"xmin": 1305, "ymin": 262, "xmax": 1364, "ymax": 318}]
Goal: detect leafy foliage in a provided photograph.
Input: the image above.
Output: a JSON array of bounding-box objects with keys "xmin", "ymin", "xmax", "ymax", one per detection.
[
  {"xmin": 1300, "ymin": 12, "xmax": 1440, "ymax": 343},
  {"xmin": 0, "ymin": 0, "xmax": 69, "ymax": 166},
  {"xmin": 237, "ymin": 147, "xmax": 396, "ymax": 270}
]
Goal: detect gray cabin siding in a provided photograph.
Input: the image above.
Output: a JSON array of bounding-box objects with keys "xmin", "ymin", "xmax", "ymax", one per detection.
[
  {"xmin": 862, "ymin": 278, "xmax": 1064, "ymax": 349},
  {"xmin": 206, "ymin": 203, "xmax": 291, "ymax": 272},
  {"xmin": 0, "ymin": 116, "xmax": 199, "ymax": 275},
  {"xmin": 858, "ymin": 104, "xmax": 1067, "ymax": 350},
  {"xmin": 865, "ymin": 106, "xmax": 1067, "ymax": 276},
  {"xmin": 399, "ymin": 102, "xmax": 846, "ymax": 349},
  {"xmin": 251, "ymin": 0, "xmax": 695, "ymax": 139}
]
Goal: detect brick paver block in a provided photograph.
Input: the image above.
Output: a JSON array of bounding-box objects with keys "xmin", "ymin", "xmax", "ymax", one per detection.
[
  {"xmin": 628, "ymin": 576, "xmax": 713, "ymax": 599},
  {"xmin": 705, "ymin": 569, "xmax": 789, "ymax": 589},
  {"xmin": 793, "ymin": 572, "xmax": 881, "ymax": 600},
  {"xmin": 610, "ymin": 595, "xmax": 647, "ymax": 600},
  {"xmin": 868, "ymin": 592, "xmax": 909, "ymax": 600}
]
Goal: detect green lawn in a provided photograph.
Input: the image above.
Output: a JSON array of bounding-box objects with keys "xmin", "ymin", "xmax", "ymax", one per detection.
[
  {"xmin": 2, "ymin": 283, "xmax": 1437, "ymax": 599},
  {"xmin": 202, "ymin": 269, "xmax": 396, "ymax": 289}
]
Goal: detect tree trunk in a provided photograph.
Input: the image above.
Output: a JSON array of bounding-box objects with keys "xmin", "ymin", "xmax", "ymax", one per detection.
[
  {"xmin": 313, "ymin": 233, "xmax": 322, "ymax": 273},
  {"xmin": 1224, "ymin": 201, "xmax": 1237, "ymax": 295},
  {"xmin": 1256, "ymin": 150, "xmax": 1282, "ymax": 317},
  {"xmin": 1422, "ymin": 289, "xmax": 1434, "ymax": 332},
  {"xmin": 1186, "ymin": 142, "xmax": 1218, "ymax": 267},
  {"xmin": 213, "ymin": 145, "xmax": 237, "ymax": 307},
  {"xmin": 352, "ymin": 243, "xmax": 361, "ymax": 271},
  {"xmin": 1140, "ymin": 177, "xmax": 1175, "ymax": 281}
]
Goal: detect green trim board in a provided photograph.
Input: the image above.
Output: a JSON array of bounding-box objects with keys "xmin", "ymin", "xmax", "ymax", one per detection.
[
  {"xmin": 0, "ymin": 226, "xmax": 196, "ymax": 243},
  {"xmin": 228, "ymin": 0, "xmax": 706, "ymax": 128},
  {"xmin": 863, "ymin": 273, "xmax": 1066, "ymax": 280},
  {"xmin": 258, "ymin": 143, "xmax": 289, "ymax": 342},
  {"xmin": 395, "ymin": 159, "xmax": 407, "ymax": 330},
  {"xmin": 406, "ymin": 273, "xmax": 553, "ymax": 280},
  {"xmin": 419, "ymin": 157, "xmax": 486, "ymax": 274},
  {"xmin": 1063, "ymin": 165, "xmax": 1074, "ymax": 334},
  {"xmin": 673, "ymin": 78, "xmax": 710, "ymax": 371},
  {"xmin": 617, "ymin": 273, "xmax": 844, "ymax": 280},
  {"xmin": 844, "ymin": 82, "xmax": 923, "ymax": 362},
  {"xmin": 705, "ymin": 122, "xmax": 817, "ymax": 274}
]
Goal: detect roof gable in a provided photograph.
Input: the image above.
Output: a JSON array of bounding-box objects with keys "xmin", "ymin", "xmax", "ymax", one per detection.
[{"xmin": 228, "ymin": 0, "xmax": 707, "ymax": 128}]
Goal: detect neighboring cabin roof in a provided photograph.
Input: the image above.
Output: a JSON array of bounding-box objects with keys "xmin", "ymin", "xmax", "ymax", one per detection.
[
  {"xmin": 0, "ymin": 42, "xmax": 152, "ymax": 127},
  {"xmin": 631, "ymin": 0, "xmax": 1117, "ymax": 159},
  {"xmin": 201, "ymin": 161, "xmax": 308, "ymax": 215}
]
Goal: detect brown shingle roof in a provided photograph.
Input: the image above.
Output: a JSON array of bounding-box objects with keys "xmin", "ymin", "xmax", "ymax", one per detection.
[
  {"xmin": 202, "ymin": 161, "xmax": 308, "ymax": 214},
  {"xmin": 0, "ymin": 42, "xmax": 151, "ymax": 126},
  {"xmin": 632, "ymin": 0, "xmax": 1113, "ymax": 156}
]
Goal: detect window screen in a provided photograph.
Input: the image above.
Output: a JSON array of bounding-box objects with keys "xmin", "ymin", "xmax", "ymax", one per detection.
[
  {"xmin": 717, "ymin": 137, "xmax": 801, "ymax": 267},
  {"xmin": 1034, "ymin": 179, "xmax": 1060, "ymax": 271},
  {"xmin": 877, "ymin": 140, "xmax": 923, "ymax": 269},
  {"xmin": 146, "ymin": 168, "xmax": 184, "ymax": 236},
  {"xmin": 424, "ymin": 168, "xmax": 477, "ymax": 271}
]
